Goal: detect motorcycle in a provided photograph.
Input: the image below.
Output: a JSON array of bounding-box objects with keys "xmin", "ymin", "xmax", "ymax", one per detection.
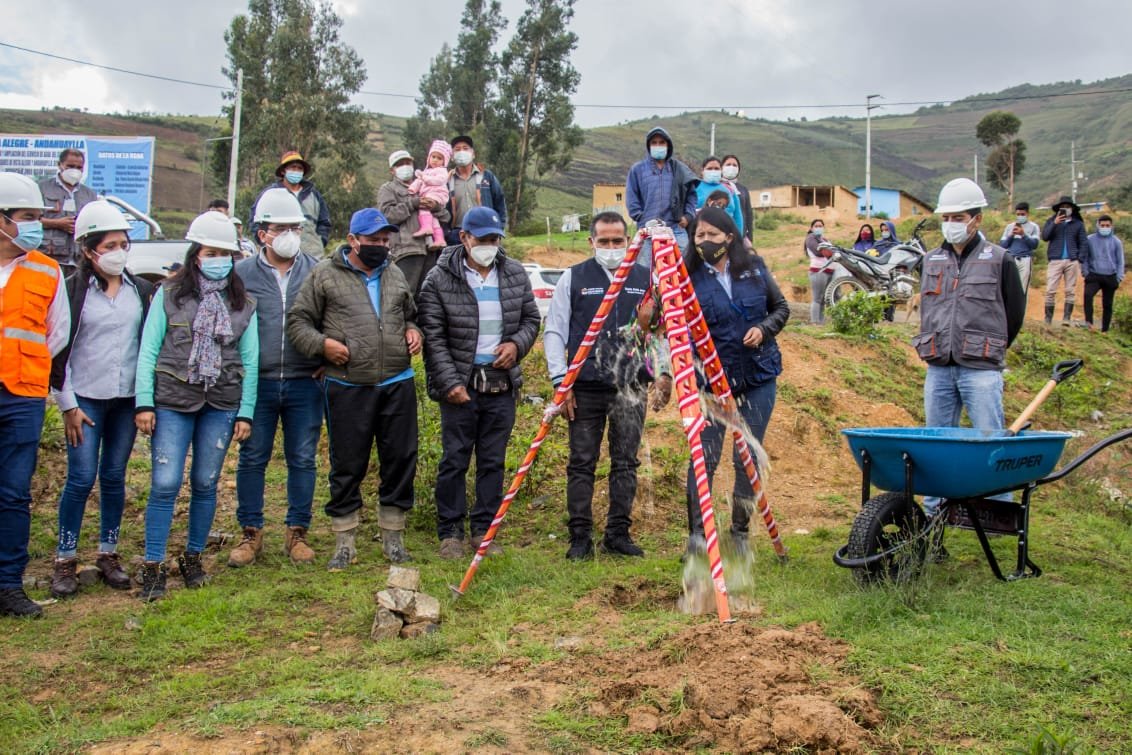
[{"xmin": 817, "ymin": 219, "xmax": 930, "ymax": 312}]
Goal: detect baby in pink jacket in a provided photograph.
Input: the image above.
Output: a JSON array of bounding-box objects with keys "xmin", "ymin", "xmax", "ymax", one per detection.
[{"xmin": 410, "ymin": 139, "xmax": 452, "ymax": 248}]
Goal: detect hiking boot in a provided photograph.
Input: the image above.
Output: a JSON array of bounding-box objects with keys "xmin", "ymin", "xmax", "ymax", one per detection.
[
  {"xmin": 177, "ymin": 552, "xmax": 209, "ymax": 589},
  {"xmin": 438, "ymin": 537, "xmax": 467, "ymax": 560},
  {"xmin": 565, "ymin": 536, "xmax": 594, "ymax": 561},
  {"xmin": 95, "ymin": 552, "xmax": 132, "ymax": 590},
  {"xmin": 284, "ymin": 526, "xmax": 316, "ymax": 565},
  {"xmin": 470, "ymin": 533, "xmax": 504, "ymax": 557},
  {"xmin": 138, "ymin": 562, "xmax": 167, "ymax": 602},
  {"xmin": 0, "ymin": 587, "xmax": 43, "ymax": 617},
  {"xmin": 327, "ymin": 528, "xmax": 357, "ymax": 572},
  {"xmin": 50, "ymin": 557, "xmax": 79, "ymax": 598},
  {"xmin": 601, "ymin": 533, "xmax": 644, "ymax": 557},
  {"xmin": 380, "ymin": 529, "xmax": 412, "ymax": 564},
  {"xmin": 681, "ymin": 533, "xmax": 707, "ymax": 563},
  {"xmin": 227, "ymin": 526, "xmax": 263, "ymax": 568}
]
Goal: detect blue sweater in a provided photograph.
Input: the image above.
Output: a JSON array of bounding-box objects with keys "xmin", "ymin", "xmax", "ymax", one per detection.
[
  {"xmin": 1083, "ymin": 233, "xmax": 1125, "ymax": 280},
  {"xmin": 694, "ymin": 180, "xmax": 745, "ymax": 236}
]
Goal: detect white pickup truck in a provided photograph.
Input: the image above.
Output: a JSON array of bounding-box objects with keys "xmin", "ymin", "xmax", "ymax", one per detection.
[{"xmin": 102, "ymin": 196, "xmax": 192, "ymax": 282}]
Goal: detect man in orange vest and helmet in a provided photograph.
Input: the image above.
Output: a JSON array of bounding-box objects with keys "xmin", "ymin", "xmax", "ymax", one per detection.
[{"xmin": 0, "ymin": 172, "xmax": 71, "ymax": 618}]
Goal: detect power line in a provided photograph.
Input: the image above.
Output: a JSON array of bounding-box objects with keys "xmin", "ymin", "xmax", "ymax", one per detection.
[{"xmin": 0, "ymin": 41, "xmax": 230, "ymax": 91}]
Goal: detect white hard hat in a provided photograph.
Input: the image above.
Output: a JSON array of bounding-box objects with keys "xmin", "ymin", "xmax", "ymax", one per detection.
[
  {"xmin": 74, "ymin": 200, "xmax": 131, "ymax": 241},
  {"xmin": 0, "ymin": 172, "xmax": 52, "ymax": 210},
  {"xmin": 936, "ymin": 178, "xmax": 987, "ymax": 214},
  {"xmin": 186, "ymin": 210, "xmax": 241, "ymax": 252},
  {"xmin": 252, "ymin": 188, "xmax": 305, "ymax": 224}
]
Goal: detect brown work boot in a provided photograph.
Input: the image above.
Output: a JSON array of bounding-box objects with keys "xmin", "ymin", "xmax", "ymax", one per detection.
[
  {"xmin": 95, "ymin": 552, "xmax": 131, "ymax": 590},
  {"xmin": 284, "ymin": 526, "xmax": 316, "ymax": 564},
  {"xmin": 50, "ymin": 557, "xmax": 79, "ymax": 598},
  {"xmin": 438, "ymin": 537, "xmax": 466, "ymax": 560},
  {"xmin": 470, "ymin": 533, "xmax": 504, "ymax": 557},
  {"xmin": 227, "ymin": 526, "xmax": 263, "ymax": 568}
]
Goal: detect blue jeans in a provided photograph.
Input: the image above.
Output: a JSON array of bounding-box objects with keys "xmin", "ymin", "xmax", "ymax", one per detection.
[
  {"xmin": 0, "ymin": 388, "xmax": 45, "ymax": 589},
  {"xmin": 923, "ymin": 365, "xmax": 1008, "ymax": 513},
  {"xmin": 143, "ymin": 405, "xmax": 237, "ymax": 561},
  {"xmin": 235, "ymin": 377, "xmax": 323, "ymax": 529},
  {"xmin": 56, "ymin": 396, "xmax": 137, "ymax": 558},
  {"xmin": 686, "ymin": 380, "xmax": 777, "ymax": 535},
  {"xmin": 636, "ymin": 225, "xmax": 689, "ymax": 271}
]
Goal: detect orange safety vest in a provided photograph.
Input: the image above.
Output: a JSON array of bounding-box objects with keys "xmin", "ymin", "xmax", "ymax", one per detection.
[{"xmin": 0, "ymin": 249, "xmax": 61, "ymax": 397}]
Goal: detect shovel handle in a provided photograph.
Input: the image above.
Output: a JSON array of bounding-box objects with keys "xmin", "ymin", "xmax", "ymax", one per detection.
[{"xmin": 1008, "ymin": 358, "xmax": 1085, "ymax": 434}]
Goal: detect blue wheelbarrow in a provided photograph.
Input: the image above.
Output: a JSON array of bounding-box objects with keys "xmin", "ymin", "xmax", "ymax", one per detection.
[{"xmin": 833, "ymin": 360, "xmax": 1132, "ymax": 584}]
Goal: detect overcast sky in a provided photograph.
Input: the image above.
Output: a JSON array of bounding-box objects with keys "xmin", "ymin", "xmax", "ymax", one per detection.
[{"xmin": 1, "ymin": 0, "xmax": 1129, "ymax": 128}]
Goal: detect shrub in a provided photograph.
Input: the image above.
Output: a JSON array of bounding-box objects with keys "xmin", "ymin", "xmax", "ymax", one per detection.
[
  {"xmin": 1111, "ymin": 293, "xmax": 1132, "ymax": 334},
  {"xmin": 828, "ymin": 291, "xmax": 889, "ymax": 337}
]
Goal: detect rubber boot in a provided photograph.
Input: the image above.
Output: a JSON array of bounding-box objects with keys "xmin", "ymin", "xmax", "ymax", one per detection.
[
  {"xmin": 327, "ymin": 513, "xmax": 358, "ymax": 571},
  {"xmin": 1062, "ymin": 302, "xmax": 1074, "ymax": 326},
  {"xmin": 378, "ymin": 505, "xmax": 412, "ymax": 564},
  {"xmin": 1044, "ymin": 305, "xmax": 1054, "ymax": 325}
]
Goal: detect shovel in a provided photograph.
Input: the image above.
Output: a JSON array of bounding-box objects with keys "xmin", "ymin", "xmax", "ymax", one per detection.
[{"xmin": 1007, "ymin": 359, "xmax": 1084, "ymax": 434}]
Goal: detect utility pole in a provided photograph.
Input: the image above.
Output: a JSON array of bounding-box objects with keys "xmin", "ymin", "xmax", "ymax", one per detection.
[
  {"xmin": 710, "ymin": 123, "xmax": 716, "ymax": 156},
  {"xmin": 1070, "ymin": 141, "xmax": 1083, "ymax": 203},
  {"xmin": 227, "ymin": 68, "xmax": 243, "ymax": 213},
  {"xmin": 973, "ymin": 153, "xmax": 978, "ymax": 183},
  {"xmin": 865, "ymin": 94, "xmax": 882, "ymax": 219}
]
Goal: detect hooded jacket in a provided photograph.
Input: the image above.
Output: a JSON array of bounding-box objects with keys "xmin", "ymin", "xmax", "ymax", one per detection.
[
  {"xmin": 625, "ymin": 127, "xmax": 699, "ymax": 228},
  {"xmin": 873, "ymin": 221, "xmax": 900, "ymax": 252},
  {"xmin": 1083, "ymin": 230, "xmax": 1125, "ymax": 280}
]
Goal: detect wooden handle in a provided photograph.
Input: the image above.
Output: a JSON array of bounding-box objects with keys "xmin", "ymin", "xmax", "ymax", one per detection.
[{"xmin": 1009, "ymin": 379, "xmax": 1057, "ymax": 434}]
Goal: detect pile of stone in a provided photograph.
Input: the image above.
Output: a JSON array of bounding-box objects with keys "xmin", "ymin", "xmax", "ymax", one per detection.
[{"xmin": 371, "ymin": 566, "xmax": 441, "ymax": 640}]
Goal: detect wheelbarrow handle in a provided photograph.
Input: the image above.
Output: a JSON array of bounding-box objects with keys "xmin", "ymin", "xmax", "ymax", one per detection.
[{"xmin": 1007, "ymin": 358, "xmax": 1085, "ymax": 435}]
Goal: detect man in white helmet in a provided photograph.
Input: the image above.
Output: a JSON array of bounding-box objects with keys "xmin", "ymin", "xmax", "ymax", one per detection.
[
  {"xmin": 229, "ymin": 189, "xmax": 325, "ymax": 568},
  {"xmin": 39, "ymin": 149, "xmax": 98, "ymax": 270},
  {"xmin": 914, "ymin": 177, "xmax": 1025, "ymax": 520},
  {"xmin": 0, "ymin": 172, "xmax": 71, "ymax": 617}
]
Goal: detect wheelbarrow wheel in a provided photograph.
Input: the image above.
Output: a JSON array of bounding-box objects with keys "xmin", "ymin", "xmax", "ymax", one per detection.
[{"xmin": 846, "ymin": 492, "xmax": 930, "ymax": 587}]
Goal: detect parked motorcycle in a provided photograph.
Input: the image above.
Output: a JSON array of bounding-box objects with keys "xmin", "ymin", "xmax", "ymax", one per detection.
[{"xmin": 817, "ymin": 219, "xmax": 930, "ymax": 312}]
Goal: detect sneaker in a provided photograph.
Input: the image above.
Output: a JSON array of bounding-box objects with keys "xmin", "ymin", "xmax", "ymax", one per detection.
[
  {"xmin": 470, "ymin": 533, "xmax": 504, "ymax": 557},
  {"xmin": 601, "ymin": 533, "xmax": 644, "ymax": 557},
  {"xmin": 380, "ymin": 529, "xmax": 412, "ymax": 564},
  {"xmin": 565, "ymin": 536, "xmax": 594, "ymax": 561},
  {"xmin": 137, "ymin": 562, "xmax": 167, "ymax": 602},
  {"xmin": 284, "ymin": 526, "xmax": 316, "ymax": 565},
  {"xmin": 0, "ymin": 587, "xmax": 43, "ymax": 617},
  {"xmin": 177, "ymin": 552, "xmax": 209, "ymax": 589},
  {"xmin": 227, "ymin": 526, "xmax": 263, "ymax": 568},
  {"xmin": 50, "ymin": 557, "xmax": 79, "ymax": 598},
  {"xmin": 438, "ymin": 537, "xmax": 467, "ymax": 560},
  {"xmin": 95, "ymin": 552, "xmax": 132, "ymax": 590}
]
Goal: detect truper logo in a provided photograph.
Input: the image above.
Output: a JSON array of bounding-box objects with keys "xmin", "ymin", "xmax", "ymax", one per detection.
[{"xmin": 994, "ymin": 454, "xmax": 1043, "ymax": 473}]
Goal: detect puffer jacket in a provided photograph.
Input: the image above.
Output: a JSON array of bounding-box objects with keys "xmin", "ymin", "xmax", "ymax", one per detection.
[
  {"xmin": 377, "ymin": 178, "xmax": 451, "ymax": 260},
  {"xmin": 286, "ymin": 246, "xmax": 420, "ymax": 385},
  {"xmin": 417, "ymin": 245, "xmax": 541, "ymax": 401}
]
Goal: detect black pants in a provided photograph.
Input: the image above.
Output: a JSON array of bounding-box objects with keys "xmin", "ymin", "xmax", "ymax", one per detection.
[
  {"xmin": 1083, "ymin": 273, "xmax": 1120, "ymax": 331},
  {"xmin": 435, "ymin": 389, "xmax": 516, "ymax": 540},
  {"xmin": 323, "ymin": 379, "xmax": 417, "ymax": 519},
  {"xmin": 566, "ymin": 385, "xmax": 646, "ymax": 539}
]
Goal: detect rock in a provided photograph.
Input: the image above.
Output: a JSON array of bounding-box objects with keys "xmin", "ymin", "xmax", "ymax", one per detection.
[
  {"xmin": 21, "ymin": 575, "xmax": 41, "ymax": 591},
  {"xmin": 405, "ymin": 592, "xmax": 441, "ymax": 624},
  {"xmin": 625, "ymin": 706, "xmax": 661, "ymax": 734},
  {"xmin": 386, "ymin": 565, "xmax": 421, "ymax": 592},
  {"xmin": 375, "ymin": 587, "xmax": 415, "ymax": 614},
  {"xmin": 399, "ymin": 622, "xmax": 440, "ymax": 639},
  {"xmin": 124, "ymin": 617, "xmax": 143, "ymax": 631},
  {"xmin": 206, "ymin": 531, "xmax": 232, "ymax": 547},
  {"xmin": 554, "ymin": 636, "xmax": 584, "ymax": 651},
  {"xmin": 76, "ymin": 566, "xmax": 100, "ymax": 587},
  {"xmin": 370, "ymin": 608, "xmax": 403, "ymax": 641}
]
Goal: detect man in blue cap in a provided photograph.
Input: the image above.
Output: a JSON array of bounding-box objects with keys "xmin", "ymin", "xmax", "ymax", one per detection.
[
  {"xmin": 418, "ymin": 206, "xmax": 540, "ymax": 559},
  {"xmin": 287, "ymin": 208, "xmax": 423, "ymax": 569}
]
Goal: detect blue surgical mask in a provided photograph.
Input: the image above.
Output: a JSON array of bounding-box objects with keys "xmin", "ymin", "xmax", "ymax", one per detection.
[
  {"xmin": 1016, "ymin": 215, "xmax": 1027, "ymax": 224},
  {"xmin": 199, "ymin": 257, "xmax": 233, "ymax": 280},
  {"xmin": 1098, "ymin": 227, "xmax": 1113, "ymax": 237},
  {"xmin": 649, "ymin": 145, "xmax": 667, "ymax": 160},
  {"xmin": 284, "ymin": 170, "xmax": 304, "ymax": 185},
  {"xmin": 0, "ymin": 219, "xmax": 45, "ymax": 252},
  {"xmin": 702, "ymin": 169, "xmax": 722, "ymax": 184},
  {"xmin": 812, "ymin": 227, "xmax": 824, "ymax": 237}
]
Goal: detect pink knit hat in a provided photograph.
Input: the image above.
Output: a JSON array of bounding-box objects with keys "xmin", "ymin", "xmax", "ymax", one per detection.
[{"xmin": 428, "ymin": 139, "xmax": 453, "ymax": 165}]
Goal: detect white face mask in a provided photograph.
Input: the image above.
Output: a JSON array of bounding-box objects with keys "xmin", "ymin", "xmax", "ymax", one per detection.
[
  {"xmin": 270, "ymin": 230, "xmax": 302, "ymax": 259},
  {"xmin": 453, "ymin": 150, "xmax": 474, "ymax": 167},
  {"xmin": 702, "ymin": 169, "xmax": 722, "ymax": 184},
  {"xmin": 1016, "ymin": 215, "xmax": 1028, "ymax": 224},
  {"xmin": 394, "ymin": 165, "xmax": 414, "ymax": 182},
  {"xmin": 469, "ymin": 245, "xmax": 497, "ymax": 266},
  {"xmin": 812, "ymin": 226, "xmax": 824, "ymax": 237},
  {"xmin": 941, "ymin": 219, "xmax": 973, "ymax": 247},
  {"xmin": 61, "ymin": 167, "xmax": 83, "ymax": 185},
  {"xmin": 94, "ymin": 249, "xmax": 128, "ymax": 276},
  {"xmin": 722, "ymin": 165, "xmax": 739, "ymax": 181},
  {"xmin": 595, "ymin": 246, "xmax": 627, "ymax": 270}
]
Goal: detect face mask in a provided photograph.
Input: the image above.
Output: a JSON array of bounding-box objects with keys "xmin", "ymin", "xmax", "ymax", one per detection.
[
  {"xmin": 270, "ymin": 230, "xmax": 301, "ymax": 259},
  {"xmin": 61, "ymin": 168, "xmax": 83, "ymax": 185},
  {"xmin": 1098, "ymin": 227, "xmax": 1113, "ymax": 237},
  {"xmin": 812, "ymin": 227, "xmax": 824, "ymax": 237},
  {"xmin": 394, "ymin": 165, "xmax": 415, "ymax": 182},
  {"xmin": 1016, "ymin": 215, "xmax": 1027, "ymax": 224},
  {"xmin": 881, "ymin": 229, "xmax": 891, "ymax": 239},
  {"xmin": 469, "ymin": 245, "xmax": 497, "ymax": 266},
  {"xmin": 941, "ymin": 220, "xmax": 972, "ymax": 246},
  {"xmin": 595, "ymin": 246, "xmax": 626, "ymax": 270},
  {"xmin": 452, "ymin": 150, "xmax": 474, "ymax": 167},
  {"xmin": 94, "ymin": 249, "xmax": 128, "ymax": 277},
  {"xmin": 860, "ymin": 231, "xmax": 872, "ymax": 240},
  {"xmin": 722, "ymin": 165, "xmax": 739, "ymax": 181},
  {"xmin": 356, "ymin": 244, "xmax": 389, "ymax": 269},
  {"xmin": 698, "ymin": 240, "xmax": 728, "ymax": 264},
  {"xmin": 0, "ymin": 219, "xmax": 44, "ymax": 252},
  {"xmin": 649, "ymin": 145, "xmax": 668, "ymax": 161},
  {"xmin": 284, "ymin": 170, "xmax": 304, "ymax": 185},
  {"xmin": 199, "ymin": 257, "xmax": 233, "ymax": 280},
  {"xmin": 702, "ymin": 169, "xmax": 722, "ymax": 184}
]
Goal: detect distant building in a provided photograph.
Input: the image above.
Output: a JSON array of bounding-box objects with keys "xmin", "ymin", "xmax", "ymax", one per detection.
[
  {"xmin": 592, "ymin": 183, "xmax": 628, "ymax": 221},
  {"xmin": 754, "ymin": 184, "xmax": 860, "ymax": 213},
  {"xmin": 851, "ymin": 186, "xmax": 933, "ymax": 219}
]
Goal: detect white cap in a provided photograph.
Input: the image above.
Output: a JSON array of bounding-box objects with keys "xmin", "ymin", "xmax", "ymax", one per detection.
[{"xmin": 388, "ymin": 149, "xmax": 412, "ymax": 168}]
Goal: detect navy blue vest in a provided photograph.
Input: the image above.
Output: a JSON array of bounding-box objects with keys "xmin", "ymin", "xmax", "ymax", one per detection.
[
  {"xmin": 566, "ymin": 258, "xmax": 652, "ymax": 388},
  {"xmin": 690, "ymin": 262, "xmax": 782, "ymax": 392}
]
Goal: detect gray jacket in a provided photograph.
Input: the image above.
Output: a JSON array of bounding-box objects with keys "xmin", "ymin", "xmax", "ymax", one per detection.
[
  {"xmin": 377, "ymin": 179, "xmax": 452, "ymax": 260},
  {"xmin": 38, "ymin": 176, "xmax": 98, "ymax": 265},
  {"xmin": 235, "ymin": 252, "xmax": 322, "ymax": 380},
  {"xmin": 417, "ymin": 245, "xmax": 541, "ymax": 401}
]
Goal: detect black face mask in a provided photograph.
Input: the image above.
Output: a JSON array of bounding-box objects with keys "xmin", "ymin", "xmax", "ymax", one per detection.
[
  {"xmin": 356, "ymin": 244, "xmax": 389, "ymax": 269},
  {"xmin": 698, "ymin": 240, "xmax": 728, "ymax": 264}
]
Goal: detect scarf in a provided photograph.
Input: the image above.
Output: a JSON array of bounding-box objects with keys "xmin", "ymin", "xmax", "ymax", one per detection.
[{"xmin": 187, "ymin": 277, "xmax": 234, "ymax": 388}]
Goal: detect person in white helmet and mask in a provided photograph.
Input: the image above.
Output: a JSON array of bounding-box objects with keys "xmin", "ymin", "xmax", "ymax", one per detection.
[
  {"xmin": 228, "ymin": 189, "xmax": 324, "ymax": 569},
  {"xmin": 914, "ymin": 178, "xmax": 1025, "ymax": 523},
  {"xmin": 39, "ymin": 149, "xmax": 98, "ymax": 271},
  {"xmin": 47, "ymin": 200, "xmax": 155, "ymax": 599}
]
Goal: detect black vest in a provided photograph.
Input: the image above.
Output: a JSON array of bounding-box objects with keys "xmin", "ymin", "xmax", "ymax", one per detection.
[{"xmin": 565, "ymin": 258, "xmax": 652, "ymax": 388}]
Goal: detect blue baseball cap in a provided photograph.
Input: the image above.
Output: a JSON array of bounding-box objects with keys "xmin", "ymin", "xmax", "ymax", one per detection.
[
  {"xmin": 461, "ymin": 206, "xmax": 506, "ymax": 238},
  {"xmin": 349, "ymin": 208, "xmax": 397, "ymax": 236}
]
